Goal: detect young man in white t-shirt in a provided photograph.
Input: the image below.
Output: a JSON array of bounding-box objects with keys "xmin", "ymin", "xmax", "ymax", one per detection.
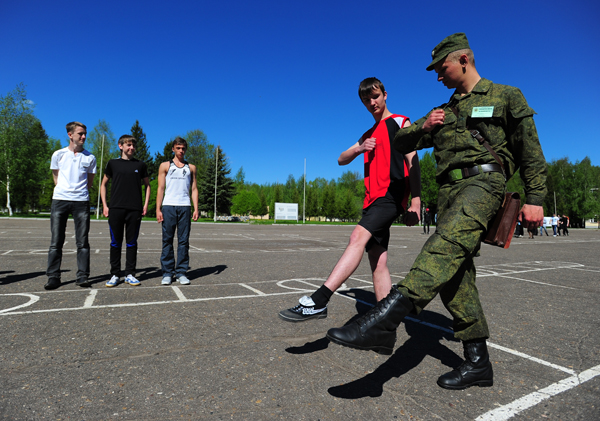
[
  {"xmin": 156, "ymin": 137, "xmax": 199, "ymax": 285},
  {"xmin": 45, "ymin": 122, "xmax": 97, "ymax": 290}
]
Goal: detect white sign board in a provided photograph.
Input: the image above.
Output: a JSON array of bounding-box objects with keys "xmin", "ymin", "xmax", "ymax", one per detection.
[{"xmin": 275, "ymin": 202, "xmax": 298, "ymax": 221}]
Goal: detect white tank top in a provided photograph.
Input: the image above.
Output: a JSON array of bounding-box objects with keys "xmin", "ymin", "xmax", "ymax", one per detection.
[{"xmin": 163, "ymin": 161, "xmax": 191, "ymax": 206}]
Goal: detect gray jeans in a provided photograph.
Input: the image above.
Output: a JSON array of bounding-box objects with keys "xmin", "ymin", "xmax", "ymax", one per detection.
[{"xmin": 47, "ymin": 199, "xmax": 90, "ymax": 280}]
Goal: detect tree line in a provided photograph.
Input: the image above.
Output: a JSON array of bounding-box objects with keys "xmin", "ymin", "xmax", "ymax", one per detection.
[{"xmin": 2, "ymin": 84, "xmax": 599, "ymax": 225}]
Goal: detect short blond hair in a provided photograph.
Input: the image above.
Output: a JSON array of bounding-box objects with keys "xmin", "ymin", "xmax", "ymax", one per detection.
[
  {"xmin": 447, "ymin": 49, "xmax": 475, "ymax": 67},
  {"xmin": 118, "ymin": 134, "xmax": 137, "ymax": 146},
  {"xmin": 66, "ymin": 121, "xmax": 86, "ymax": 134}
]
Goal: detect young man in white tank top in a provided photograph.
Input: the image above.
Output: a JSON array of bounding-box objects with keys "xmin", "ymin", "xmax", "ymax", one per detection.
[{"xmin": 156, "ymin": 138, "xmax": 199, "ymax": 285}]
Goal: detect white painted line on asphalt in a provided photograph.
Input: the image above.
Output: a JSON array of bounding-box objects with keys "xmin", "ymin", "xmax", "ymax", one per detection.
[
  {"xmin": 83, "ymin": 290, "xmax": 98, "ymax": 307},
  {"xmin": 495, "ymin": 275, "xmax": 578, "ymax": 290},
  {"xmin": 488, "ymin": 343, "xmax": 575, "ymax": 375},
  {"xmin": 2, "ymin": 250, "xmax": 13, "ymax": 255},
  {"xmin": 276, "ymin": 279, "xmax": 326, "ymax": 290},
  {"xmin": 0, "ymin": 294, "xmax": 40, "ymax": 314},
  {"xmin": 239, "ymin": 283, "xmax": 266, "ymax": 295},
  {"xmin": 95, "ymin": 249, "xmax": 100, "ymax": 254},
  {"xmin": 0, "ymin": 291, "xmax": 320, "ymax": 315},
  {"xmin": 571, "ymin": 267, "xmax": 600, "ymax": 273},
  {"xmin": 476, "ymin": 364, "xmax": 600, "ymax": 421},
  {"xmin": 171, "ymin": 286, "xmax": 188, "ymax": 301},
  {"xmin": 335, "ymin": 295, "xmax": 576, "ymax": 373}
]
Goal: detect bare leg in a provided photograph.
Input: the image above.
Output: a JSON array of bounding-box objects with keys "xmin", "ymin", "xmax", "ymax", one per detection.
[
  {"xmin": 368, "ymin": 245, "xmax": 392, "ymax": 301},
  {"xmin": 323, "ymin": 225, "xmax": 372, "ymax": 293}
]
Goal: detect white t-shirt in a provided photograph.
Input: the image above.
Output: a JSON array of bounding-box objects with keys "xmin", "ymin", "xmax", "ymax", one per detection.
[
  {"xmin": 51, "ymin": 147, "xmax": 97, "ymax": 201},
  {"xmin": 551, "ymin": 216, "xmax": 559, "ymax": 226},
  {"xmin": 163, "ymin": 161, "xmax": 191, "ymax": 206}
]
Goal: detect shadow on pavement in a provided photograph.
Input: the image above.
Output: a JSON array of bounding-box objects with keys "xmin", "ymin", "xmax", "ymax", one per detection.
[{"xmin": 328, "ymin": 311, "xmax": 461, "ymax": 399}]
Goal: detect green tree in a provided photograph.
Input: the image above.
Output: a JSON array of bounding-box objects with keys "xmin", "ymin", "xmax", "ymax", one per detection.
[
  {"xmin": 338, "ymin": 170, "xmax": 362, "ymax": 197},
  {"xmin": 234, "ymin": 166, "xmax": 246, "ymax": 192},
  {"xmin": 130, "ymin": 120, "xmax": 153, "ymax": 172},
  {"xmin": 39, "ymin": 137, "xmax": 63, "ymax": 209},
  {"xmin": 231, "ymin": 190, "xmax": 261, "ymax": 216},
  {"xmin": 257, "ymin": 191, "xmax": 268, "ymax": 216},
  {"xmin": 305, "ymin": 186, "xmax": 319, "ymax": 221},
  {"xmin": 185, "ymin": 129, "xmax": 214, "ymax": 172},
  {"xmin": 198, "ymin": 146, "xmax": 234, "ymax": 216},
  {"xmin": 322, "ymin": 181, "xmax": 337, "ymax": 221},
  {"xmin": 269, "ymin": 184, "xmax": 283, "ymax": 219},
  {"xmin": 0, "ymin": 83, "xmax": 35, "ymax": 214},
  {"xmin": 9, "ymin": 118, "xmax": 52, "ymax": 211},
  {"xmin": 86, "ymin": 119, "xmax": 118, "ymax": 210},
  {"xmin": 419, "ymin": 150, "xmax": 439, "ymax": 213},
  {"xmin": 336, "ymin": 189, "xmax": 358, "ymax": 222}
]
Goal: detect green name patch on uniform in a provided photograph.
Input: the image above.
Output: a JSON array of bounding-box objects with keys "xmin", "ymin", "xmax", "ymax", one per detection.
[{"xmin": 471, "ymin": 106, "xmax": 494, "ymax": 118}]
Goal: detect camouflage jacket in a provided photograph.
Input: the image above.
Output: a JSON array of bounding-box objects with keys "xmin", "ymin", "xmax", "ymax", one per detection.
[{"xmin": 393, "ymin": 78, "xmax": 547, "ymax": 206}]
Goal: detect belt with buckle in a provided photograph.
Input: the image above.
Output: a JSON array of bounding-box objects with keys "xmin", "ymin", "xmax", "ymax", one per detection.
[{"xmin": 443, "ymin": 163, "xmax": 503, "ymax": 184}]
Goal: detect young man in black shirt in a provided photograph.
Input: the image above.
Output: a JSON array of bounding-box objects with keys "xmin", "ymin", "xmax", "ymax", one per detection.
[{"xmin": 100, "ymin": 135, "xmax": 151, "ymax": 287}]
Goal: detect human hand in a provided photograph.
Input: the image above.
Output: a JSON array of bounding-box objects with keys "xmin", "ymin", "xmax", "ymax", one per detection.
[
  {"xmin": 193, "ymin": 210, "xmax": 199, "ymax": 221},
  {"xmin": 156, "ymin": 210, "xmax": 163, "ymax": 223},
  {"xmin": 404, "ymin": 199, "xmax": 421, "ymax": 226},
  {"xmin": 103, "ymin": 207, "xmax": 109, "ymax": 218},
  {"xmin": 519, "ymin": 204, "xmax": 544, "ymax": 230},
  {"xmin": 360, "ymin": 137, "xmax": 377, "ymax": 153},
  {"xmin": 423, "ymin": 109, "xmax": 446, "ymax": 132}
]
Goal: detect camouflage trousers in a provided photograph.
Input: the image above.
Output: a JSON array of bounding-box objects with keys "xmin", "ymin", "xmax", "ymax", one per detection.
[{"xmin": 397, "ymin": 172, "xmax": 505, "ymax": 341}]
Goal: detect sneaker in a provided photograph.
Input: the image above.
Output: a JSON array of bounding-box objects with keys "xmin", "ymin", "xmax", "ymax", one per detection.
[
  {"xmin": 44, "ymin": 278, "xmax": 61, "ymax": 290},
  {"xmin": 106, "ymin": 275, "xmax": 120, "ymax": 288},
  {"xmin": 161, "ymin": 276, "xmax": 172, "ymax": 285},
  {"xmin": 125, "ymin": 274, "xmax": 141, "ymax": 286},
  {"xmin": 76, "ymin": 278, "xmax": 92, "ymax": 288},
  {"xmin": 279, "ymin": 296, "xmax": 327, "ymax": 322},
  {"xmin": 176, "ymin": 275, "xmax": 190, "ymax": 285}
]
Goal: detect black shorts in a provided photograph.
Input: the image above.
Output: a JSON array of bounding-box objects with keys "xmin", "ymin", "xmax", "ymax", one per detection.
[{"xmin": 358, "ymin": 194, "xmax": 405, "ymax": 251}]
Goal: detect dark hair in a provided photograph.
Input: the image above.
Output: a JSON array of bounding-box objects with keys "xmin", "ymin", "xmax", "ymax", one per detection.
[
  {"xmin": 172, "ymin": 137, "xmax": 188, "ymax": 149},
  {"xmin": 358, "ymin": 77, "xmax": 386, "ymax": 100}
]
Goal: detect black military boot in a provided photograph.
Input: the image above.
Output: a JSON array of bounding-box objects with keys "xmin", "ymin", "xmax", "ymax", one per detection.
[
  {"xmin": 437, "ymin": 339, "xmax": 494, "ymax": 389},
  {"xmin": 326, "ymin": 286, "xmax": 413, "ymax": 355}
]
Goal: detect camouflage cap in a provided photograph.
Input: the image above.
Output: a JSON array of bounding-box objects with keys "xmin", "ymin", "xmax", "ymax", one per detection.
[{"xmin": 426, "ymin": 33, "xmax": 471, "ymax": 71}]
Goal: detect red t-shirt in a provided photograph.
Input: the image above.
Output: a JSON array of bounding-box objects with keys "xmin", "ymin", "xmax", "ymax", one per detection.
[{"xmin": 362, "ymin": 114, "xmax": 410, "ymax": 209}]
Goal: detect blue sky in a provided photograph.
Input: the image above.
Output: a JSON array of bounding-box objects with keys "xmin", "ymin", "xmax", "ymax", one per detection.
[{"xmin": 2, "ymin": 0, "xmax": 599, "ymax": 185}]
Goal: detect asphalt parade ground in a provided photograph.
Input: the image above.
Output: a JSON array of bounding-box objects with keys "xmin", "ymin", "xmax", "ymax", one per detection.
[{"xmin": 0, "ymin": 218, "xmax": 599, "ymax": 420}]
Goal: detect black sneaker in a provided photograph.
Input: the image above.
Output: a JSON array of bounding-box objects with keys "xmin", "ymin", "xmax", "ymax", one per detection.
[
  {"xmin": 279, "ymin": 296, "xmax": 327, "ymax": 322},
  {"xmin": 76, "ymin": 278, "xmax": 92, "ymax": 288},
  {"xmin": 44, "ymin": 278, "xmax": 61, "ymax": 290}
]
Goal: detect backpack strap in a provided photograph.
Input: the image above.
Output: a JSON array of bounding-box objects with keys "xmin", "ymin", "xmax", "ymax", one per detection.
[{"xmin": 449, "ymin": 106, "xmax": 506, "ymax": 180}]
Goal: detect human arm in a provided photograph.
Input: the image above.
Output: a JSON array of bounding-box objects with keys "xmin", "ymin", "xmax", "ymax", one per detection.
[
  {"xmin": 52, "ymin": 170, "xmax": 59, "ymax": 186},
  {"xmin": 87, "ymin": 174, "xmax": 95, "ymax": 191},
  {"xmin": 142, "ymin": 177, "xmax": 151, "ymax": 216},
  {"xmin": 190, "ymin": 164, "xmax": 199, "ymax": 221},
  {"xmin": 100, "ymin": 175, "xmax": 110, "ymax": 217},
  {"xmin": 156, "ymin": 162, "xmax": 168, "ymax": 223},
  {"xmin": 393, "ymin": 113, "xmax": 435, "ymax": 154},
  {"xmin": 403, "ymin": 148, "xmax": 421, "ymax": 226},
  {"xmin": 338, "ymin": 137, "xmax": 377, "ymax": 166},
  {"xmin": 507, "ymin": 89, "xmax": 547, "ymax": 229}
]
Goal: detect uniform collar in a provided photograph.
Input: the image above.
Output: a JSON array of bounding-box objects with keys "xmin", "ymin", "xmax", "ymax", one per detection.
[{"xmin": 450, "ymin": 78, "xmax": 492, "ymax": 103}]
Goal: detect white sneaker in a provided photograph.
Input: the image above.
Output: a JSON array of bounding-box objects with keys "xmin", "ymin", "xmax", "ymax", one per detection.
[
  {"xmin": 161, "ymin": 276, "xmax": 172, "ymax": 285},
  {"xmin": 106, "ymin": 275, "xmax": 119, "ymax": 288},
  {"xmin": 177, "ymin": 275, "xmax": 190, "ymax": 285},
  {"xmin": 125, "ymin": 274, "xmax": 141, "ymax": 286}
]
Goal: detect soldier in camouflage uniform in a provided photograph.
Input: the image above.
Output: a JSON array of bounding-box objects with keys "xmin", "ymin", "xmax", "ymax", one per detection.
[{"xmin": 326, "ymin": 33, "xmax": 547, "ymax": 390}]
